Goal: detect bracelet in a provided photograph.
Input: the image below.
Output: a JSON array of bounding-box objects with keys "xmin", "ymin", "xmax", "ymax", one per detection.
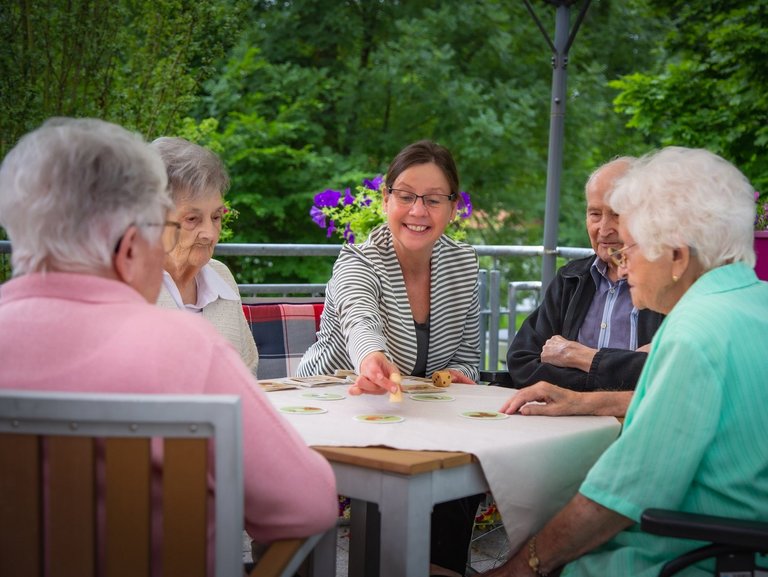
[{"xmin": 528, "ymin": 536, "xmax": 549, "ymax": 576}]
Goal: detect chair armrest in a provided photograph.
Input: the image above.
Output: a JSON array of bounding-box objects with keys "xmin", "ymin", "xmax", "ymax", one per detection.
[
  {"xmin": 641, "ymin": 508, "xmax": 768, "ymax": 550},
  {"xmin": 250, "ymin": 530, "xmax": 326, "ymax": 577},
  {"xmin": 478, "ymin": 370, "xmax": 515, "ymax": 388}
]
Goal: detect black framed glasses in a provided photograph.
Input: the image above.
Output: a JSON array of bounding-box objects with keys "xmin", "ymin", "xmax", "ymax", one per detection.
[
  {"xmin": 388, "ymin": 188, "xmax": 457, "ymax": 209},
  {"xmin": 607, "ymin": 243, "xmax": 637, "ymax": 268}
]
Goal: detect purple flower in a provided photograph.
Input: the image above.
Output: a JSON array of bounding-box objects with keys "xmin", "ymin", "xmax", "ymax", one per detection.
[
  {"xmin": 363, "ymin": 175, "xmax": 384, "ymax": 191},
  {"xmin": 457, "ymin": 191, "xmax": 472, "ymax": 219},
  {"xmin": 360, "ymin": 195, "xmax": 372, "ymax": 207},
  {"xmin": 326, "ymin": 219, "xmax": 336, "ymax": 238},
  {"xmin": 310, "ymin": 206, "xmax": 326, "ymax": 228},
  {"xmin": 314, "ymin": 189, "xmax": 341, "ymax": 208},
  {"xmin": 343, "ymin": 187, "xmax": 354, "ymax": 206},
  {"xmin": 343, "ymin": 222, "xmax": 355, "ymax": 244}
]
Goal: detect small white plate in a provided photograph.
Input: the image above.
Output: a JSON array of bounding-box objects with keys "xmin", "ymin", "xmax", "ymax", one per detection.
[
  {"xmin": 459, "ymin": 410, "xmax": 509, "ymax": 420},
  {"xmin": 301, "ymin": 392, "xmax": 345, "ymax": 401},
  {"xmin": 279, "ymin": 405, "xmax": 328, "ymax": 415},
  {"xmin": 402, "ymin": 385, "xmax": 443, "ymax": 394},
  {"xmin": 409, "ymin": 394, "xmax": 455, "ymax": 402},
  {"xmin": 353, "ymin": 414, "xmax": 405, "ymax": 424}
]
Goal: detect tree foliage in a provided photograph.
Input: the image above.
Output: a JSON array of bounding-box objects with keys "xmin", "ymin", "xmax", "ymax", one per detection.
[
  {"xmin": 7, "ymin": 1, "xmax": 762, "ymax": 287},
  {"xmin": 192, "ymin": 0, "xmax": 664, "ymax": 283},
  {"xmin": 610, "ymin": 0, "xmax": 768, "ymax": 190},
  {"xmin": 0, "ymin": 0, "xmax": 248, "ymax": 156}
]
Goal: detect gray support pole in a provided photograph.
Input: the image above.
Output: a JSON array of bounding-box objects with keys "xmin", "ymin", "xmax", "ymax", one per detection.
[
  {"xmin": 524, "ymin": 0, "xmax": 592, "ymax": 291},
  {"xmin": 541, "ymin": 4, "xmax": 571, "ymax": 290}
]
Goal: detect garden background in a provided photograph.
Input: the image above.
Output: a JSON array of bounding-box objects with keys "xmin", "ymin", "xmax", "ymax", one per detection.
[{"xmin": 2, "ymin": 0, "xmax": 766, "ymax": 285}]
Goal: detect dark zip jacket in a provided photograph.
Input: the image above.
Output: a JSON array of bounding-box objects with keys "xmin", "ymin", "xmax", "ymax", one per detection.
[{"xmin": 505, "ymin": 255, "xmax": 665, "ymax": 391}]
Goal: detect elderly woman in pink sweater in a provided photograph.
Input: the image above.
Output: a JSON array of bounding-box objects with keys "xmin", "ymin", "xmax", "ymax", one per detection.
[{"xmin": 0, "ymin": 118, "xmax": 337, "ymax": 566}]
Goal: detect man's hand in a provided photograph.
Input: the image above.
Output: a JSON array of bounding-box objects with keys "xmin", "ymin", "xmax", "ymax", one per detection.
[
  {"xmin": 499, "ymin": 381, "xmax": 587, "ymax": 416},
  {"xmin": 541, "ymin": 335, "xmax": 597, "ymax": 372},
  {"xmin": 348, "ymin": 352, "xmax": 400, "ymax": 396}
]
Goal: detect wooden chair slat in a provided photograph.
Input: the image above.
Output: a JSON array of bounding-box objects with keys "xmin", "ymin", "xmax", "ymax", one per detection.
[
  {"xmin": 105, "ymin": 437, "xmax": 151, "ymax": 577},
  {"xmin": 251, "ymin": 538, "xmax": 304, "ymax": 577},
  {"xmin": 163, "ymin": 438, "xmax": 208, "ymax": 577},
  {"xmin": 0, "ymin": 391, "xmax": 245, "ymax": 577},
  {"xmin": 0, "ymin": 434, "xmax": 41, "ymax": 577},
  {"xmin": 48, "ymin": 436, "xmax": 96, "ymax": 577}
]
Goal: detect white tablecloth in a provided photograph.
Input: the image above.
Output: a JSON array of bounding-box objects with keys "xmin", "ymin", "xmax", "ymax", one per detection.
[{"xmin": 266, "ymin": 383, "xmax": 621, "ymax": 550}]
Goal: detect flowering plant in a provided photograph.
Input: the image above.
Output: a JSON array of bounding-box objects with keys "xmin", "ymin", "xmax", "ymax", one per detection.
[
  {"xmin": 310, "ymin": 175, "xmax": 473, "ymax": 243},
  {"xmin": 219, "ymin": 201, "xmax": 239, "ymax": 242},
  {"xmin": 756, "ymin": 191, "xmax": 768, "ymax": 232}
]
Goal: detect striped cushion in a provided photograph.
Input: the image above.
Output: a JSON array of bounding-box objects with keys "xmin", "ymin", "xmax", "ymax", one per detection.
[{"xmin": 242, "ymin": 303, "xmax": 323, "ymax": 380}]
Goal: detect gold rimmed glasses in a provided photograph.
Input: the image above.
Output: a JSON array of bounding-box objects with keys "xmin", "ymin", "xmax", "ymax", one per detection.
[
  {"xmin": 607, "ymin": 243, "xmax": 637, "ymax": 268},
  {"xmin": 388, "ymin": 188, "xmax": 457, "ymax": 209},
  {"xmin": 114, "ymin": 221, "xmax": 181, "ymax": 254},
  {"xmin": 144, "ymin": 221, "xmax": 181, "ymax": 253}
]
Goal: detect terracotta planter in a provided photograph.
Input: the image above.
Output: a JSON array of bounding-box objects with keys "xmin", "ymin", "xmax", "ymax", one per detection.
[{"xmin": 755, "ymin": 231, "xmax": 768, "ymax": 281}]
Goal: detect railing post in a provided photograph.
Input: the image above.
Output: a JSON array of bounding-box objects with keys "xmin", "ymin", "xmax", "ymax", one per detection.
[
  {"xmin": 508, "ymin": 283, "xmax": 519, "ymax": 344},
  {"xmin": 477, "ymin": 269, "xmax": 488, "ymax": 371},
  {"xmin": 488, "ymin": 270, "xmax": 501, "ymax": 371},
  {"xmin": 508, "ymin": 281, "xmax": 543, "ymax": 342}
]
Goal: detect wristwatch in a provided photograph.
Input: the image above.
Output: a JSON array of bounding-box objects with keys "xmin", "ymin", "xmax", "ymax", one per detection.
[{"xmin": 528, "ymin": 537, "xmax": 549, "ymax": 576}]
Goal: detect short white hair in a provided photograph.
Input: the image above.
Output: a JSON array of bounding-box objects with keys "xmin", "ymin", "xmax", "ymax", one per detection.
[
  {"xmin": 609, "ymin": 146, "xmax": 756, "ymax": 270},
  {"xmin": 150, "ymin": 137, "xmax": 229, "ymax": 203},
  {"xmin": 0, "ymin": 118, "xmax": 171, "ymax": 275},
  {"xmin": 584, "ymin": 156, "xmax": 636, "ymax": 197}
]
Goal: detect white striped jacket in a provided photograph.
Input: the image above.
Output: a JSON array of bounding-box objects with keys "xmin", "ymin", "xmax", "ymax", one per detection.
[{"xmin": 297, "ymin": 225, "xmax": 481, "ymax": 380}]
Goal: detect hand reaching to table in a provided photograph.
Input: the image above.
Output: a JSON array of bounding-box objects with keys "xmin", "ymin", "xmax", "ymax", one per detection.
[
  {"xmin": 500, "ymin": 381, "xmax": 586, "ymax": 416},
  {"xmin": 500, "ymin": 381, "xmax": 632, "ymax": 417},
  {"xmin": 349, "ymin": 351, "xmax": 401, "ymax": 396}
]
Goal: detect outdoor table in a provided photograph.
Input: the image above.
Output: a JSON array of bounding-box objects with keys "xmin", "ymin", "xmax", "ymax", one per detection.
[{"xmin": 266, "ymin": 383, "xmax": 621, "ymax": 577}]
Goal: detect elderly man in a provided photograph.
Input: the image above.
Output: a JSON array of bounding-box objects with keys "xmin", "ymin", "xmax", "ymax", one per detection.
[
  {"xmin": 505, "ymin": 157, "xmax": 664, "ymax": 391},
  {"xmin": 0, "ymin": 118, "xmax": 337, "ymax": 547}
]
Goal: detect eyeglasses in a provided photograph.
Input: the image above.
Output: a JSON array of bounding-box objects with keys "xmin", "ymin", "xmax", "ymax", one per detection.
[
  {"xmin": 143, "ymin": 221, "xmax": 181, "ymax": 253},
  {"xmin": 607, "ymin": 243, "xmax": 637, "ymax": 268},
  {"xmin": 388, "ymin": 188, "xmax": 457, "ymax": 209}
]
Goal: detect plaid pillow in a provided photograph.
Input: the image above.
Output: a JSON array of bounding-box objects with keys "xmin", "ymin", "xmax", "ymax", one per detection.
[{"xmin": 242, "ymin": 303, "xmax": 324, "ymax": 379}]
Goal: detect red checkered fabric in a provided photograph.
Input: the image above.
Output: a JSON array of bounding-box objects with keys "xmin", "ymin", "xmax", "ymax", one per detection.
[{"xmin": 242, "ymin": 303, "xmax": 324, "ymax": 379}]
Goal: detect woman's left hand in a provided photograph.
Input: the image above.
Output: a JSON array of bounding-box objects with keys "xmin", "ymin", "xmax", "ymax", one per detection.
[{"xmin": 446, "ymin": 368, "xmax": 476, "ymax": 385}]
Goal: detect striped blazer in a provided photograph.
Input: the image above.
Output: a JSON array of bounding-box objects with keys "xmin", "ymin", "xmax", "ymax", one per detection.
[{"xmin": 297, "ymin": 225, "xmax": 480, "ymax": 380}]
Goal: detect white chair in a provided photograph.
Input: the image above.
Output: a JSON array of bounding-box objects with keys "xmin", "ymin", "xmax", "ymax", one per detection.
[{"xmin": 0, "ymin": 390, "xmax": 244, "ymax": 577}]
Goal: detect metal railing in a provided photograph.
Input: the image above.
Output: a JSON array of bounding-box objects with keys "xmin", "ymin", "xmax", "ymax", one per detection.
[{"xmin": 0, "ymin": 240, "xmax": 593, "ymax": 370}]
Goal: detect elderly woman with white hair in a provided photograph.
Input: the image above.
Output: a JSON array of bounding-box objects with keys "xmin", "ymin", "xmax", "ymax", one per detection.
[
  {"xmin": 150, "ymin": 137, "xmax": 259, "ymax": 376},
  {"xmin": 485, "ymin": 146, "xmax": 768, "ymax": 577}
]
